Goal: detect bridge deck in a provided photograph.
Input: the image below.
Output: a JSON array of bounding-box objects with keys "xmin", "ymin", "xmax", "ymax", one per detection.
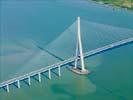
[{"xmin": 0, "ymin": 38, "xmax": 133, "ymax": 89}]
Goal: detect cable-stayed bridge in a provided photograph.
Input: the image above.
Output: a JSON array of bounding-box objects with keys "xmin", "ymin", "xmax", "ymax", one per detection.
[{"xmin": 0, "ymin": 17, "xmax": 133, "ymax": 92}]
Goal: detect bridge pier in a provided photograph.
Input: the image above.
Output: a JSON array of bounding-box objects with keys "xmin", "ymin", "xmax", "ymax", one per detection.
[
  {"xmin": 17, "ymin": 80, "xmax": 20, "ymax": 88},
  {"xmin": 28, "ymin": 76, "xmax": 31, "ymax": 85},
  {"xmin": 6, "ymin": 84, "xmax": 9, "ymax": 92},
  {"xmin": 48, "ymin": 69, "xmax": 51, "ymax": 79},
  {"xmin": 38, "ymin": 73, "xmax": 41, "ymax": 82},
  {"xmin": 58, "ymin": 66, "xmax": 61, "ymax": 76}
]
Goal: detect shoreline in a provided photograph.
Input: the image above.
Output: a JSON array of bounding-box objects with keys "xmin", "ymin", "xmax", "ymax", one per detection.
[{"xmin": 91, "ymin": 0, "xmax": 133, "ymax": 11}]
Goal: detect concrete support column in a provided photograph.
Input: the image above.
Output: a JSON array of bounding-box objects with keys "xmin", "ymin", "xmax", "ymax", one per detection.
[
  {"xmin": 38, "ymin": 73, "xmax": 41, "ymax": 82},
  {"xmin": 6, "ymin": 84, "xmax": 9, "ymax": 92},
  {"xmin": 28, "ymin": 76, "xmax": 31, "ymax": 85},
  {"xmin": 48, "ymin": 69, "xmax": 51, "ymax": 79},
  {"xmin": 17, "ymin": 80, "xmax": 20, "ymax": 88}
]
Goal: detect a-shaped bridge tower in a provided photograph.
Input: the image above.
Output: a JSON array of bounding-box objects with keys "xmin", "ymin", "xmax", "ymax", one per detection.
[{"xmin": 70, "ymin": 17, "xmax": 90, "ymax": 74}]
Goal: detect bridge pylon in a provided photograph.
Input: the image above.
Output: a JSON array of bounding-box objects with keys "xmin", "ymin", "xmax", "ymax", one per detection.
[{"xmin": 70, "ymin": 16, "xmax": 90, "ymax": 75}]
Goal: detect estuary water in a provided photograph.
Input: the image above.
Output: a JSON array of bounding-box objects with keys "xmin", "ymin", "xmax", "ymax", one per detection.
[{"xmin": 0, "ymin": 0, "xmax": 133, "ymax": 100}]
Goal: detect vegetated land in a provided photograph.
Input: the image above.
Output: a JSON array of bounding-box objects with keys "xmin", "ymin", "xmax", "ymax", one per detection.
[{"xmin": 92, "ymin": 0, "xmax": 133, "ymax": 10}]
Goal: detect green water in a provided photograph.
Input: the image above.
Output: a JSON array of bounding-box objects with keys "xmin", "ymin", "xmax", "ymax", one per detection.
[
  {"xmin": 1, "ymin": 44, "xmax": 133, "ymax": 100},
  {"xmin": 0, "ymin": 0, "xmax": 133, "ymax": 100}
]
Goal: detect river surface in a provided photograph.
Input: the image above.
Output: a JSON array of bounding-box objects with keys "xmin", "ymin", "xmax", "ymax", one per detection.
[{"xmin": 0, "ymin": 0, "xmax": 133, "ymax": 100}]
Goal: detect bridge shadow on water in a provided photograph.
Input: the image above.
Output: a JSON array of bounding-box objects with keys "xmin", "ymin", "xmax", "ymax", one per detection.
[
  {"xmin": 1, "ymin": 87, "xmax": 8, "ymax": 92},
  {"xmin": 37, "ymin": 44, "xmax": 130, "ymax": 100},
  {"xmin": 1, "ymin": 41, "xmax": 131, "ymax": 100},
  {"xmin": 37, "ymin": 45, "xmax": 97, "ymax": 99}
]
